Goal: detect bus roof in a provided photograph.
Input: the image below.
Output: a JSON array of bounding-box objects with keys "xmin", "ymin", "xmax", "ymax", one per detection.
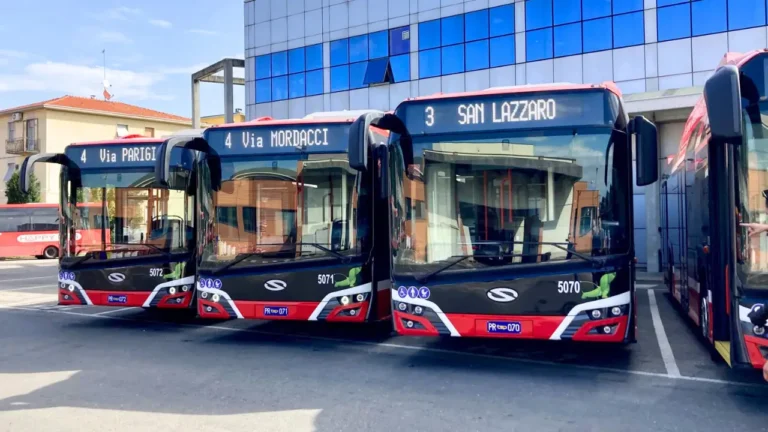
[
  {"xmin": 209, "ymin": 115, "xmax": 360, "ymax": 130},
  {"xmin": 674, "ymin": 49, "xmax": 768, "ymax": 170},
  {"xmin": 68, "ymin": 136, "xmax": 166, "ymax": 147},
  {"xmin": 0, "ymin": 203, "xmax": 101, "ymax": 208},
  {"xmin": 398, "ymin": 82, "xmax": 622, "ymax": 105}
]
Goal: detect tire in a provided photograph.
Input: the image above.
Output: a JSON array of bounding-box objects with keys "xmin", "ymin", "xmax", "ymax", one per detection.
[
  {"xmin": 43, "ymin": 246, "xmax": 58, "ymax": 259},
  {"xmin": 700, "ymin": 290, "xmax": 709, "ymax": 342}
]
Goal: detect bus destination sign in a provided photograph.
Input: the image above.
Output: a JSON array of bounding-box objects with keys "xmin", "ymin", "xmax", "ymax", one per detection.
[
  {"xmin": 204, "ymin": 123, "xmax": 351, "ymax": 156},
  {"xmin": 65, "ymin": 143, "xmax": 193, "ymax": 170},
  {"xmin": 399, "ymin": 91, "xmax": 611, "ymax": 136}
]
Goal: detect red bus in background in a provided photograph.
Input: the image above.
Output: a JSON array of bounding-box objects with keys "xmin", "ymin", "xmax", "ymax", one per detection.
[{"xmin": 0, "ymin": 203, "xmax": 104, "ymax": 259}]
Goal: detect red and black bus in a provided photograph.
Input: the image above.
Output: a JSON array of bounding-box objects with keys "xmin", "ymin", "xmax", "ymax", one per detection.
[
  {"xmin": 156, "ymin": 111, "xmax": 393, "ymax": 324},
  {"xmin": 20, "ymin": 134, "xmax": 200, "ymax": 310},
  {"xmin": 357, "ymin": 83, "xmax": 658, "ymax": 342},
  {"xmin": 0, "ymin": 203, "xmax": 103, "ymax": 259},
  {"xmin": 662, "ymin": 49, "xmax": 768, "ymax": 369}
]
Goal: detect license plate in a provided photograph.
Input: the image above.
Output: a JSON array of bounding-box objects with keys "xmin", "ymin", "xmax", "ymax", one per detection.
[
  {"xmin": 264, "ymin": 306, "xmax": 289, "ymax": 317},
  {"xmin": 487, "ymin": 321, "xmax": 522, "ymax": 334},
  {"xmin": 107, "ymin": 295, "xmax": 128, "ymax": 304}
]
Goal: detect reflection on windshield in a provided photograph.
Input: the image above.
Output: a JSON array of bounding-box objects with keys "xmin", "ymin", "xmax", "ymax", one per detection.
[
  {"xmin": 393, "ymin": 127, "xmax": 628, "ymax": 272},
  {"xmin": 200, "ymin": 155, "xmax": 361, "ymax": 268},
  {"xmin": 64, "ymin": 169, "xmax": 193, "ymax": 259}
]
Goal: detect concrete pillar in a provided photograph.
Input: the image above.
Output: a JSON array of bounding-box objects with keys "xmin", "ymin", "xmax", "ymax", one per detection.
[
  {"xmin": 224, "ymin": 60, "xmax": 234, "ymax": 124},
  {"xmin": 645, "ymin": 174, "xmax": 660, "ymax": 272},
  {"xmin": 192, "ymin": 78, "xmax": 200, "ymax": 129}
]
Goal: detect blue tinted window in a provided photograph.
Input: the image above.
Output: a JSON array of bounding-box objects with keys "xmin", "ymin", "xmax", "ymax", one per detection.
[
  {"xmin": 583, "ymin": 0, "xmax": 611, "ymax": 20},
  {"xmin": 692, "ymin": 0, "xmax": 726, "ymax": 36},
  {"xmin": 390, "ymin": 26, "xmax": 410, "ymax": 56},
  {"xmin": 583, "ymin": 18, "xmax": 612, "ymax": 52},
  {"xmin": 330, "ymin": 39, "xmax": 348, "ymax": 66},
  {"xmin": 614, "ymin": 0, "xmax": 643, "ymax": 14},
  {"xmin": 420, "ymin": 20, "xmax": 441, "ymax": 50},
  {"xmin": 554, "ymin": 23, "xmax": 581, "ymax": 57},
  {"xmin": 306, "ymin": 44, "xmax": 323, "ymax": 70},
  {"xmin": 272, "ymin": 76, "xmax": 288, "ymax": 100},
  {"xmin": 350, "ymin": 61, "xmax": 367, "ymax": 89},
  {"xmin": 442, "ymin": 15, "xmax": 464, "ymax": 46},
  {"xmin": 349, "ymin": 35, "xmax": 369, "ymax": 63},
  {"xmin": 526, "ymin": 0, "xmax": 553, "ymax": 30},
  {"xmin": 657, "ymin": 0, "xmax": 690, "ymax": 5},
  {"xmin": 442, "ymin": 44, "xmax": 464, "ymax": 75},
  {"xmin": 364, "ymin": 58, "xmax": 389, "ymax": 85},
  {"xmin": 288, "ymin": 48, "xmax": 304, "ymax": 74},
  {"xmin": 613, "ymin": 11, "xmax": 643, "ymax": 48},
  {"xmin": 256, "ymin": 79, "xmax": 271, "ymax": 103},
  {"xmin": 466, "ymin": 10, "xmax": 489, "ymax": 41},
  {"xmin": 390, "ymin": 54, "xmax": 410, "ymax": 82},
  {"xmin": 490, "ymin": 5, "xmax": 515, "ymax": 37},
  {"xmin": 729, "ymin": 0, "xmax": 766, "ymax": 30},
  {"xmin": 526, "ymin": 28, "xmax": 553, "ymax": 61},
  {"xmin": 256, "ymin": 55, "xmax": 271, "ymax": 79},
  {"xmin": 419, "ymin": 48, "xmax": 441, "ymax": 78},
  {"xmin": 554, "ymin": 0, "xmax": 580, "ymax": 25},
  {"xmin": 658, "ymin": 4, "xmax": 691, "ymax": 41},
  {"xmin": 330, "ymin": 65, "xmax": 349, "ymax": 92},
  {"xmin": 306, "ymin": 70, "xmax": 323, "ymax": 96},
  {"xmin": 271, "ymin": 51, "xmax": 287, "ymax": 76},
  {"xmin": 370, "ymin": 31, "xmax": 388, "ymax": 59},
  {"xmin": 289, "ymin": 73, "xmax": 305, "ymax": 98},
  {"xmin": 466, "ymin": 40, "xmax": 490, "ymax": 71},
  {"xmin": 490, "ymin": 35, "xmax": 515, "ymax": 67}
]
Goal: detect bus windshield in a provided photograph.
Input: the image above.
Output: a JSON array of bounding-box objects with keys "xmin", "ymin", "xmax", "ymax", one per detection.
[
  {"xmin": 393, "ymin": 126, "xmax": 630, "ymax": 275},
  {"xmin": 736, "ymin": 54, "xmax": 768, "ymax": 285},
  {"xmin": 199, "ymin": 154, "xmax": 361, "ymax": 270},
  {"xmin": 63, "ymin": 167, "xmax": 194, "ymax": 260}
]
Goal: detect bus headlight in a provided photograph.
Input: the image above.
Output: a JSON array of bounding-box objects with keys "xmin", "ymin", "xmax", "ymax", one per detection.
[
  {"xmin": 68, "ymin": 285, "xmax": 75, "ymax": 292},
  {"xmin": 212, "ymin": 294, "xmax": 221, "ymax": 303},
  {"xmin": 60, "ymin": 283, "xmax": 66, "ymax": 289},
  {"xmin": 181, "ymin": 285, "xmax": 190, "ymax": 292},
  {"xmin": 591, "ymin": 310, "xmax": 602, "ymax": 319},
  {"xmin": 339, "ymin": 296, "xmax": 351, "ymax": 306},
  {"xmin": 754, "ymin": 325, "xmax": 766, "ymax": 336},
  {"xmin": 201, "ymin": 292, "xmax": 209, "ymax": 299},
  {"xmin": 355, "ymin": 294, "xmax": 365, "ymax": 302},
  {"xmin": 611, "ymin": 307, "xmax": 622, "ymax": 317},
  {"xmin": 414, "ymin": 306, "xmax": 424, "ymax": 315},
  {"xmin": 603, "ymin": 326, "xmax": 612, "ymax": 334},
  {"xmin": 406, "ymin": 320, "xmax": 414, "ymax": 328},
  {"xmin": 205, "ymin": 306, "xmax": 213, "ymax": 313},
  {"xmin": 168, "ymin": 287, "xmax": 177, "ymax": 295},
  {"xmin": 397, "ymin": 302, "xmax": 407, "ymax": 311},
  {"xmin": 349, "ymin": 309, "xmax": 356, "ymax": 316}
]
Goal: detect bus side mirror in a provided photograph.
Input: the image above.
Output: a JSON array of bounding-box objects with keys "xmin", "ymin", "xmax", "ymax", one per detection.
[
  {"xmin": 704, "ymin": 65, "xmax": 743, "ymax": 142},
  {"xmin": 633, "ymin": 116, "xmax": 658, "ymax": 187},
  {"xmin": 349, "ymin": 112, "xmax": 386, "ymax": 171}
]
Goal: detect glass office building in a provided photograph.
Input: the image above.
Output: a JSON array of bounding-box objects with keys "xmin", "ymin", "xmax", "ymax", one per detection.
[{"xmin": 243, "ymin": 0, "xmax": 768, "ymax": 271}]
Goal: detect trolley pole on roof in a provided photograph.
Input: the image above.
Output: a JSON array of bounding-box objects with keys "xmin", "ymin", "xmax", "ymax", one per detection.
[{"xmin": 191, "ymin": 58, "xmax": 246, "ymax": 128}]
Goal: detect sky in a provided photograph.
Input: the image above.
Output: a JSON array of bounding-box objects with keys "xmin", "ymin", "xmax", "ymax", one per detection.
[{"xmin": 0, "ymin": 0, "xmax": 245, "ymax": 118}]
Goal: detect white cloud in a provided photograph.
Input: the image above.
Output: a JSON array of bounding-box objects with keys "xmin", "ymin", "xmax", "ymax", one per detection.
[
  {"xmin": 99, "ymin": 31, "xmax": 133, "ymax": 44},
  {"xmin": 0, "ymin": 49, "xmax": 28, "ymax": 59},
  {"xmin": 0, "ymin": 61, "xmax": 173, "ymax": 101},
  {"xmin": 104, "ymin": 6, "xmax": 141, "ymax": 20},
  {"xmin": 149, "ymin": 19, "xmax": 172, "ymax": 28},
  {"xmin": 187, "ymin": 29, "xmax": 217, "ymax": 36}
]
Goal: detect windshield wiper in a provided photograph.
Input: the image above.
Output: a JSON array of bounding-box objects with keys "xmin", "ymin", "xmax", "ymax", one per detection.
[
  {"xmin": 109, "ymin": 242, "xmax": 172, "ymax": 257},
  {"xmin": 295, "ymin": 242, "xmax": 349, "ymax": 262},
  {"xmin": 211, "ymin": 252, "xmax": 263, "ymax": 275},
  {"xmin": 416, "ymin": 255, "xmax": 473, "ymax": 284}
]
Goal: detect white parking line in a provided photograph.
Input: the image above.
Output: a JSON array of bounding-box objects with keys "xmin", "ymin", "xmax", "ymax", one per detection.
[
  {"xmin": 5, "ymin": 302, "xmax": 763, "ymax": 388},
  {"xmin": 648, "ymin": 289, "xmax": 681, "ymax": 377},
  {"xmin": 0, "ymin": 284, "xmax": 55, "ymax": 292},
  {"xmin": 636, "ymin": 283, "xmax": 661, "ymax": 289},
  {"xmin": 0, "ymin": 276, "xmax": 56, "ymax": 284},
  {"xmin": 93, "ymin": 307, "xmax": 139, "ymax": 316}
]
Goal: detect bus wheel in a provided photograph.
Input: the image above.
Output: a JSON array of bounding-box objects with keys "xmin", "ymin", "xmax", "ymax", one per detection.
[
  {"xmin": 700, "ymin": 291, "xmax": 709, "ymax": 341},
  {"xmin": 43, "ymin": 246, "xmax": 58, "ymax": 259}
]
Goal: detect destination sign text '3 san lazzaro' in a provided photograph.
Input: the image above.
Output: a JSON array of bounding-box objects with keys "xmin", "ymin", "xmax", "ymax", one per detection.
[{"xmin": 397, "ymin": 91, "xmax": 614, "ymax": 136}]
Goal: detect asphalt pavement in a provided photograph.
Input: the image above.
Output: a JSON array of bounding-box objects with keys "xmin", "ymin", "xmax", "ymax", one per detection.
[{"xmin": 0, "ymin": 260, "xmax": 766, "ymax": 432}]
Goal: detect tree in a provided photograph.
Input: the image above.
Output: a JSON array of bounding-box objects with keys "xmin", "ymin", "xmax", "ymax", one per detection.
[{"xmin": 5, "ymin": 170, "xmax": 41, "ymax": 204}]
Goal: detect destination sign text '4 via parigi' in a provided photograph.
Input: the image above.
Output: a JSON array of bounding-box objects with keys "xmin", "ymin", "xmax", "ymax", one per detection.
[
  {"xmin": 65, "ymin": 143, "xmax": 192, "ymax": 170},
  {"xmin": 399, "ymin": 91, "xmax": 610, "ymax": 136},
  {"xmin": 204, "ymin": 123, "xmax": 351, "ymax": 156}
]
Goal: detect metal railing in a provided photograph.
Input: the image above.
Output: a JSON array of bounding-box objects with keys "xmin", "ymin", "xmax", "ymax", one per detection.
[{"xmin": 5, "ymin": 138, "xmax": 39, "ymax": 154}]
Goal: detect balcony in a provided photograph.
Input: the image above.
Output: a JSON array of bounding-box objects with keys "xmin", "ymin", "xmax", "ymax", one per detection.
[{"xmin": 6, "ymin": 138, "xmax": 39, "ymax": 155}]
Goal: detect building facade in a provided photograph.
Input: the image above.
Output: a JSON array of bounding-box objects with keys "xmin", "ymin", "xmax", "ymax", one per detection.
[
  {"xmin": 243, "ymin": 0, "xmax": 768, "ymax": 272},
  {"xmin": 0, "ymin": 96, "xmax": 191, "ymax": 204}
]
